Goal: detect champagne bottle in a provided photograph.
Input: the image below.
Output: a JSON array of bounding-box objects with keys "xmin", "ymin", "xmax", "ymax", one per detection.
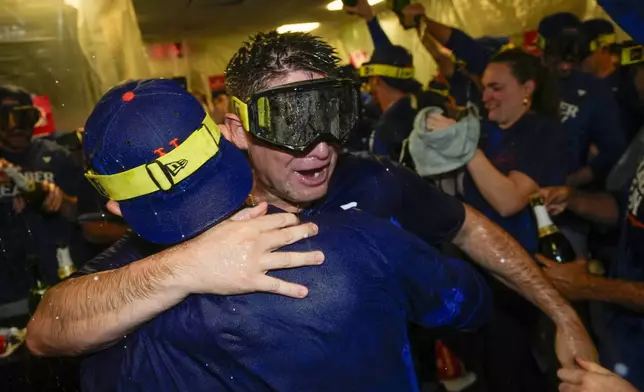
[
  {"xmin": 56, "ymin": 244, "xmax": 77, "ymax": 280},
  {"xmin": 530, "ymin": 195, "xmax": 576, "ymax": 263},
  {"xmin": 2, "ymin": 165, "xmax": 47, "ymax": 207},
  {"xmin": 27, "ymin": 253, "xmax": 50, "ymax": 315}
]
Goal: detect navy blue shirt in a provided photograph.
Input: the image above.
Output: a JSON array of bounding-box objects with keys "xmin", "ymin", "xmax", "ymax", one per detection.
[
  {"xmin": 558, "ymin": 70, "xmax": 626, "ymax": 182},
  {"xmin": 463, "ymin": 113, "xmax": 568, "ymax": 252},
  {"xmin": 79, "ymin": 209, "xmax": 491, "ymax": 392},
  {"xmin": 0, "ymin": 139, "xmax": 82, "ymax": 304},
  {"xmin": 595, "ymin": 158, "xmax": 644, "ymax": 389}
]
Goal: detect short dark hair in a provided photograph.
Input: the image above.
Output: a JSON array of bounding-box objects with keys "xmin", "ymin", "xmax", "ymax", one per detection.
[
  {"xmin": 225, "ymin": 31, "xmax": 341, "ymax": 100},
  {"xmin": 489, "ymin": 49, "xmax": 560, "ymax": 118}
]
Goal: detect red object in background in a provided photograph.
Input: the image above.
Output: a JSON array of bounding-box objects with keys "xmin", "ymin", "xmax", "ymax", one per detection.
[
  {"xmin": 523, "ymin": 31, "xmax": 542, "ymax": 56},
  {"xmin": 32, "ymin": 95, "xmax": 56, "ymax": 137},
  {"xmin": 147, "ymin": 42, "xmax": 188, "ymax": 60},
  {"xmin": 349, "ymin": 51, "xmax": 370, "ymax": 69},
  {"xmin": 435, "ymin": 339, "xmax": 464, "ymax": 380},
  {"xmin": 209, "ymin": 75, "xmax": 226, "ymax": 92}
]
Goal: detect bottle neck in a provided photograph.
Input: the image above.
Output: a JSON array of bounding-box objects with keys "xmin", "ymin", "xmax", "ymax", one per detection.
[{"xmin": 532, "ymin": 203, "xmax": 559, "ymax": 238}]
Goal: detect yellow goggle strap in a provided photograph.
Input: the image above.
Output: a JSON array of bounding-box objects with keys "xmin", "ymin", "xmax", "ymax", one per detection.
[
  {"xmin": 232, "ymin": 96, "xmax": 271, "ymax": 130},
  {"xmin": 85, "ymin": 114, "xmax": 221, "ymax": 201},
  {"xmin": 231, "ymin": 96, "xmax": 250, "ymax": 132},
  {"xmin": 536, "ymin": 34, "xmax": 547, "ymax": 50},
  {"xmin": 589, "ymin": 33, "xmax": 617, "ymax": 52},
  {"xmin": 621, "ymin": 45, "xmax": 644, "ymax": 66},
  {"xmin": 359, "ymin": 64, "xmax": 415, "ymax": 79}
]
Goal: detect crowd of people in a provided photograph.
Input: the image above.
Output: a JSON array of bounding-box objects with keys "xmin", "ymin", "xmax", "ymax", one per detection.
[{"xmin": 0, "ymin": 0, "xmax": 643, "ymax": 391}]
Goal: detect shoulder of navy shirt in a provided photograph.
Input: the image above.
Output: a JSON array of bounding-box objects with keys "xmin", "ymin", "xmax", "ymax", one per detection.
[{"xmin": 80, "ymin": 209, "xmax": 491, "ymax": 392}]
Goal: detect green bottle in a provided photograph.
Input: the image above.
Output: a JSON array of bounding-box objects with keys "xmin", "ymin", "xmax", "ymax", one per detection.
[{"xmin": 27, "ymin": 254, "xmax": 50, "ymax": 315}]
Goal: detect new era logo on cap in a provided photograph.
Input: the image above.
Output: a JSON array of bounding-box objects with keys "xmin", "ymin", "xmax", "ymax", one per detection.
[{"xmin": 165, "ymin": 159, "xmax": 188, "ymax": 177}]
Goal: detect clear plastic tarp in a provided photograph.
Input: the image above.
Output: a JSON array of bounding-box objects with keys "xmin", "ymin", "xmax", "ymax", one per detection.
[
  {"xmin": 0, "ymin": 0, "xmax": 629, "ymax": 131},
  {"xmin": 0, "ymin": 0, "xmax": 149, "ymax": 131}
]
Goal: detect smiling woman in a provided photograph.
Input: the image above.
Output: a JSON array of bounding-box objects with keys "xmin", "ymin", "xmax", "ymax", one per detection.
[{"xmin": 460, "ymin": 49, "xmax": 566, "ymax": 254}]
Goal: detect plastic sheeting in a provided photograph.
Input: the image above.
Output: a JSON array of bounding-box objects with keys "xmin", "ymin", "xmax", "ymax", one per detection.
[
  {"xmin": 0, "ymin": 0, "xmax": 630, "ymax": 131},
  {"xmin": 146, "ymin": 0, "xmax": 630, "ymax": 92},
  {"xmin": 0, "ymin": 0, "xmax": 149, "ymax": 131}
]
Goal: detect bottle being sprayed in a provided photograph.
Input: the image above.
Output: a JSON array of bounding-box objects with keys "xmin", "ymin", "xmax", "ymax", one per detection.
[
  {"xmin": 1, "ymin": 165, "xmax": 47, "ymax": 208},
  {"xmin": 530, "ymin": 194, "xmax": 576, "ymax": 263},
  {"xmin": 56, "ymin": 244, "xmax": 77, "ymax": 280}
]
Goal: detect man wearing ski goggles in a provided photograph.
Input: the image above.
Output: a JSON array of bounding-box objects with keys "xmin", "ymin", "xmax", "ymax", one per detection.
[
  {"xmin": 231, "ymin": 78, "xmax": 361, "ymax": 153},
  {"xmin": 0, "ymin": 103, "xmax": 41, "ymax": 152}
]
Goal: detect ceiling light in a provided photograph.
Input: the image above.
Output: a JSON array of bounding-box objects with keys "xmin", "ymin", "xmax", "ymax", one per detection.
[
  {"xmin": 326, "ymin": 0, "xmax": 384, "ymax": 11},
  {"xmin": 276, "ymin": 23, "xmax": 321, "ymax": 34}
]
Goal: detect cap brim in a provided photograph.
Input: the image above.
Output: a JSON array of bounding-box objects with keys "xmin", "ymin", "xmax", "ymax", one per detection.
[{"xmin": 119, "ymin": 137, "xmax": 253, "ymax": 244}]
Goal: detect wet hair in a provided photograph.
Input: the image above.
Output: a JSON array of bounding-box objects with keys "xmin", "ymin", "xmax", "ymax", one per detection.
[
  {"xmin": 489, "ymin": 49, "xmax": 560, "ymax": 118},
  {"xmin": 225, "ymin": 31, "xmax": 341, "ymax": 100},
  {"xmin": 0, "ymin": 85, "xmax": 32, "ymax": 106}
]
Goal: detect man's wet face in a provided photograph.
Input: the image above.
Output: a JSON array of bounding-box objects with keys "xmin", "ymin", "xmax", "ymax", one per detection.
[{"xmin": 246, "ymin": 71, "xmax": 339, "ymax": 206}]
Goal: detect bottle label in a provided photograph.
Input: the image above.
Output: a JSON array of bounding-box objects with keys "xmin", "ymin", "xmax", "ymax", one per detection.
[
  {"xmin": 533, "ymin": 205, "xmax": 559, "ymax": 238},
  {"xmin": 56, "ymin": 247, "xmax": 74, "ymax": 267}
]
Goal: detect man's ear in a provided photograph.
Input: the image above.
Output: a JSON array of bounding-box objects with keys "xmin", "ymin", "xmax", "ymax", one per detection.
[
  {"xmin": 223, "ymin": 113, "xmax": 249, "ymax": 150},
  {"xmin": 106, "ymin": 200, "xmax": 123, "ymax": 217}
]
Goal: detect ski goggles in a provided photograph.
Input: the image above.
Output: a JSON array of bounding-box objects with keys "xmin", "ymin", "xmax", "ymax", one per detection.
[
  {"xmin": 0, "ymin": 104, "xmax": 40, "ymax": 131},
  {"xmin": 231, "ymin": 78, "xmax": 360, "ymax": 152}
]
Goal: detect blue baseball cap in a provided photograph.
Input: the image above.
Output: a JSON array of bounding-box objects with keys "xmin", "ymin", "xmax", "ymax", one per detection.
[
  {"xmin": 364, "ymin": 45, "xmax": 422, "ymax": 94},
  {"xmin": 538, "ymin": 12, "xmax": 582, "ymax": 40},
  {"xmin": 83, "ymin": 79, "xmax": 253, "ymax": 244}
]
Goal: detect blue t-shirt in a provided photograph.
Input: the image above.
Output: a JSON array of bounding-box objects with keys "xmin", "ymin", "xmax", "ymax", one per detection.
[
  {"xmin": 558, "ymin": 69, "xmax": 626, "ymax": 182},
  {"xmin": 79, "ymin": 209, "xmax": 491, "ymax": 392},
  {"xmin": 462, "ymin": 113, "xmax": 568, "ymax": 253},
  {"xmin": 0, "ymin": 139, "xmax": 82, "ymax": 305}
]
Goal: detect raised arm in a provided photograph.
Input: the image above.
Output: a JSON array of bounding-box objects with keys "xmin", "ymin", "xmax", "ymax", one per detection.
[{"xmin": 26, "ymin": 205, "xmax": 323, "ymax": 356}]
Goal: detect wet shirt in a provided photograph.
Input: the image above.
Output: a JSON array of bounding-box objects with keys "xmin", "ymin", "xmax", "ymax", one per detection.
[
  {"xmin": 0, "ymin": 139, "xmax": 82, "ymax": 305},
  {"xmin": 462, "ymin": 113, "xmax": 568, "ymax": 253},
  {"xmin": 558, "ymin": 70, "xmax": 626, "ymax": 182},
  {"xmin": 79, "ymin": 209, "xmax": 491, "ymax": 392}
]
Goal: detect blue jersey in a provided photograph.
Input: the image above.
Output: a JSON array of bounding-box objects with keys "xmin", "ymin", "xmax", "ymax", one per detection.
[
  {"xmin": 462, "ymin": 113, "xmax": 568, "ymax": 253},
  {"xmin": 0, "ymin": 139, "xmax": 82, "ymax": 304},
  {"xmin": 79, "ymin": 210, "xmax": 491, "ymax": 392},
  {"xmin": 558, "ymin": 70, "xmax": 626, "ymax": 182},
  {"xmin": 594, "ymin": 157, "xmax": 644, "ymax": 390}
]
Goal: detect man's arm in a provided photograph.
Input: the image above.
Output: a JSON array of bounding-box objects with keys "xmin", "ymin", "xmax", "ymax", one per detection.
[
  {"xmin": 26, "ymin": 205, "xmax": 323, "ymax": 356},
  {"xmin": 539, "ymin": 257, "xmax": 644, "ymax": 312},
  {"xmin": 452, "ymin": 205, "xmax": 597, "ymax": 367},
  {"xmin": 541, "ymin": 186, "xmax": 621, "ymax": 226}
]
